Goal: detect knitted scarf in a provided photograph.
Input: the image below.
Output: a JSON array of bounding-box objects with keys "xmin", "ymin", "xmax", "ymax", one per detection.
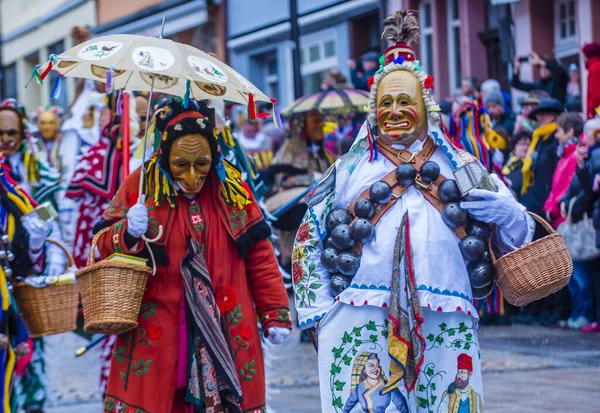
[{"xmin": 521, "ymin": 122, "xmax": 557, "ymax": 195}]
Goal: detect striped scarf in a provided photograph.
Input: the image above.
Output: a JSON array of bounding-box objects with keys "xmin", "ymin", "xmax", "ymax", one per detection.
[{"xmin": 180, "ymin": 239, "xmax": 242, "ymax": 413}]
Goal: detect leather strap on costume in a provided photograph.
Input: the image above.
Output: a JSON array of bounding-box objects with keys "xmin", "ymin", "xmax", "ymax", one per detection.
[{"xmin": 349, "ymin": 138, "xmax": 467, "ymax": 255}]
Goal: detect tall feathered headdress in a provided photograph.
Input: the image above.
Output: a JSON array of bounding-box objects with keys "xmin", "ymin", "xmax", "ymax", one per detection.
[{"xmin": 381, "ymin": 10, "xmax": 420, "ymax": 64}]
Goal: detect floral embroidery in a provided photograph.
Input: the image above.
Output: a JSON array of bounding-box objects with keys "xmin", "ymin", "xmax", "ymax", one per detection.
[
  {"xmin": 416, "ymin": 363, "xmax": 447, "ymax": 412},
  {"xmin": 292, "ymin": 215, "xmax": 324, "ymax": 308},
  {"xmin": 230, "ymin": 209, "xmax": 247, "ymax": 231},
  {"xmin": 216, "ymin": 285, "xmax": 237, "ymax": 313},
  {"xmin": 113, "ymin": 302, "xmax": 160, "ymax": 391},
  {"xmin": 426, "ymin": 321, "xmax": 480, "ymax": 358},
  {"xmin": 106, "ymin": 199, "xmax": 128, "ymax": 218},
  {"xmin": 297, "ymin": 223, "xmax": 310, "ymax": 243},
  {"xmin": 328, "ymin": 321, "xmax": 388, "ymax": 411},
  {"xmin": 104, "ymin": 394, "xmax": 150, "ymax": 413}
]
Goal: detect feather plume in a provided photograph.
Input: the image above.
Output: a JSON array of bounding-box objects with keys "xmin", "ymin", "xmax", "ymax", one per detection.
[{"xmin": 382, "ymin": 10, "xmax": 420, "ymax": 45}]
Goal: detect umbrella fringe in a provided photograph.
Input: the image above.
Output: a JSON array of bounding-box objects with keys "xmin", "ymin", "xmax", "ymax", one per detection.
[{"xmin": 50, "ymin": 75, "xmax": 63, "ymax": 100}]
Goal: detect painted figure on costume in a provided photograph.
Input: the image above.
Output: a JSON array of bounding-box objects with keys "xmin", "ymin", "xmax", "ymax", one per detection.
[
  {"xmin": 95, "ymin": 99, "xmax": 291, "ymax": 413},
  {"xmin": 437, "ymin": 354, "xmax": 483, "ymax": 413},
  {"xmin": 292, "ymin": 11, "xmax": 535, "ymax": 413},
  {"xmin": 344, "ymin": 353, "xmax": 408, "ymax": 413}
]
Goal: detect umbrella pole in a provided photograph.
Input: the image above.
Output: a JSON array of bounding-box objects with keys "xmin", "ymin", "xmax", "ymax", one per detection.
[{"xmin": 137, "ymin": 78, "xmax": 155, "ymax": 202}]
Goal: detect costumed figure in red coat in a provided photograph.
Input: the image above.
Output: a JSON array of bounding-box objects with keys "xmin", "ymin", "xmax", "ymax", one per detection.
[{"xmin": 95, "ymin": 99, "xmax": 291, "ymax": 413}]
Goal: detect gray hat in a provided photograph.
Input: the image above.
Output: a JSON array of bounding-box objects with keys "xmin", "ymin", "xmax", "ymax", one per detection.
[
  {"xmin": 483, "ymin": 89, "xmax": 504, "ymax": 106},
  {"xmin": 360, "ymin": 51, "xmax": 380, "ymax": 62}
]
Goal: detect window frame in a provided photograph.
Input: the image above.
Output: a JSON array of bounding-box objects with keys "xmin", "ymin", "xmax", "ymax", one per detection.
[
  {"xmin": 299, "ymin": 28, "xmax": 338, "ymax": 94},
  {"xmin": 419, "ymin": 0, "xmax": 435, "ymax": 77},
  {"xmin": 447, "ymin": 0, "xmax": 462, "ymax": 95},
  {"xmin": 554, "ymin": 0, "xmax": 578, "ymax": 59}
]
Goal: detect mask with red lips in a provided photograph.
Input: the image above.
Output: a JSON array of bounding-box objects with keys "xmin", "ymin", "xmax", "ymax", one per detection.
[{"xmin": 376, "ymin": 70, "xmax": 427, "ymax": 147}]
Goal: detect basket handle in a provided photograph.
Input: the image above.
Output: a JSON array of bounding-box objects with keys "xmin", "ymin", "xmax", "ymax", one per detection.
[
  {"xmin": 86, "ymin": 227, "xmax": 157, "ymax": 275},
  {"xmin": 45, "ymin": 238, "xmax": 76, "ymax": 269},
  {"xmin": 488, "ymin": 212, "xmax": 554, "ymax": 265}
]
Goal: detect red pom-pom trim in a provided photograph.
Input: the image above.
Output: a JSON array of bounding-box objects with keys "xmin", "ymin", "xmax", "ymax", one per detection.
[
  {"xmin": 367, "ymin": 76, "xmax": 374, "ymax": 88},
  {"xmin": 424, "ymin": 75, "xmax": 435, "ymax": 90}
]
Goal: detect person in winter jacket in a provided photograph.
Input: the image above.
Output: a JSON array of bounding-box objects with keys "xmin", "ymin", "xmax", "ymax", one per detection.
[
  {"xmin": 512, "ymin": 52, "xmax": 569, "ymax": 105},
  {"xmin": 583, "ymin": 43, "xmax": 600, "ymax": 119},
  {"xmin": 543, "ymin": 112, "xmax": 583, "ymax": 227},
  {"xmin": 503, "ymin": 131, "xmax": 532, "ymax": 201}
]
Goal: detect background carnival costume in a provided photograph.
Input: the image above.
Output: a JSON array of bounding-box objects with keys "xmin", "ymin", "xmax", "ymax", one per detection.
[
  {"xmin": 292, "ymin": 11, "xmax": 535, "ymax": 413},
  {"xmin": 94, "ymin": 99, "xmax": 291, "ymax": 413}
]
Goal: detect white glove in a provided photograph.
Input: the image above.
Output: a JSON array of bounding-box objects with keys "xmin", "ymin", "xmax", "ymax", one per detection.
[
  {"xmin": 22, "ymin": 216, "xmax": 50, "ymax": 251},
  {"xmin": 126, "ymin": 202, "xmax": 148, "ymax": 239},
  {"xmin": 46, "ymin": 260, "xmax": 65, "ymax": 277},
  {"xmin": 267, "ymin": 327, "xmax": 290, "ymax": 345},
  {"xmin": 461, "ymin": 174, "xmax": 528, "ymax": 247}
]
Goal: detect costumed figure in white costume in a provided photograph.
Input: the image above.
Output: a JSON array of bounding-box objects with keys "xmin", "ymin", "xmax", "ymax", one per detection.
[{"xmin": 292, "ymin": 11, "xmax": 535, "ymax": 413}]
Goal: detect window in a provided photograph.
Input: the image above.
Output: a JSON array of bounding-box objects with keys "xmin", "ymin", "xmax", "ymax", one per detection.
[
  {"xmin": 1, "ymin": 63, "xmax": 17, "ymax": 99},
  {"xmin": 419, "ymin": 0, "xmax": 434, "ymax": 77},
  {"xmin": 300, "ymin": 29, "xmax": 338, "ymax": 95},
  {"xmin": 47, "ymin": 40, "xmax": 68, "ymax": 109},
  {"xmin": 554, "ymin": 0, "xmax": 578, "ymax": 59},
  {"xmin": 447, "ymin": 0, "xmax": 462, "ymax": 94},
  {"xmin": 264, "ymin": 52, "xmax": 279, "ymax": 101}
]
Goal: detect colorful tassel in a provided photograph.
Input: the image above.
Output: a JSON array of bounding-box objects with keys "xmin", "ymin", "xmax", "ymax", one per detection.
[
  {"xmin": 116, "ymin": 90, "xmax": 123, "ymax": 116},
  {"xmin": 40, "ymin": 54, "xmax": 58, "ymax": 81},
  {"xmin": 216, "ymin": 156, "xmax": 227, "ymax": 182},
  {"xmin": 270, "ymin": 98, "xmax": 283, "ymax": 129},
  {"xmin": 105, "ymin": 65, "xmax": 114, "ymax": 94},
  {"xmin": 25, "ymin": 65, "xmax": 42, "ymax": 88},
  {"xmin": 247, "ymin": 93, "xmax": 256, "ymax": 123},
  {"xmin": 367, "ymin": 119, "xmax": 378, "ymax": 162},
  {"xmin": 50, "ymin": 74, "xmax": 63, "ymax": 100},
  {"xmin": 182, "ymin": 79, "xmax": 191, "ymax": 108}
]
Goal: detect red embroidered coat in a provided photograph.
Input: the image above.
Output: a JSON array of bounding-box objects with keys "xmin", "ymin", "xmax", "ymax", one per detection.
[{"xmin": 97, "ymin": 168, "xmax": 291, "ymax": 413}]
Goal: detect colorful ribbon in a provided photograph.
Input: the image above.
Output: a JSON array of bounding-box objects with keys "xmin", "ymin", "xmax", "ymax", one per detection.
[
  {"xmin": 50, "ymin": 74, "xmax": 63, "ymax": 100},
  {"xmin": 182, "ymin": 79, "xmax": 191, "ymax": 108},
  {"xmin": 270, "ymin": 98, "xmax": 282, "ymax": 129}
]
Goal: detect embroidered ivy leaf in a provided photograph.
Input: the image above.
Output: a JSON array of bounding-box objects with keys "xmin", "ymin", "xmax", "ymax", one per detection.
[
  {"xmin": 117, "ymin": 357, "xmax": 124, "ymax": 364},
  {"xmin": 439, "ymin": 322, "xmax": 447, "ymax": 331},
  {"xmin": 447, "ymin": 328, "xmax": 456, "ymax": 337},
  {"xmin": 453, "ymin": 341, "xmax": 462, "ymax": 349},
  {"xmin": 245, "ymin": 375, "xmax": 253, "ymax": 380},
  {"xmin": 132, "ymin": 361, "xmax": 137, "ymax": 369},
  {"xmin": 427, "ymin": 334, "xmax": 435, "ymax": 342},
  {"xmin": 341, "ymin": 332, "xmax": 352, "ymax": 344},
  {"xmin": 119, "ymin": 371, "xmax": 125, "ymax": 380},
  {"xmin": 430, "ymin": 382, "xmax": 436, "ymax": 391},
  {"xmin": 430, "ymin": 395, "xmax": 437, "ymax": 405},
  {"xmin": 352, "ymin": 326, "xmax": 363, "ymax": 337},
  {"xmin": 381, "ymin": 330, "xmax": 389, "ymax": 339},
  {"xmin": 418, "ymin": 384, "xmax": 426, "ymax": 392},
  {"xmin": 244, "ymin": 362, "xmax": 249, "ymax": 370},
  {"xmin": 144, "ymin": 360, "xmax": 152, "ymax": 367},
  {"xmin": 465, "ymin": 333, "xmax": 473, "ymax": 341},
  {"xmin": 334, "ymin": 380, "xmax": 346, "ymax": 391},
  {"xmin": 250, "ymin": 360, "xmax": 255, "ymax": 367},
  {"xmin": 458, "ymin": 322, "xmax": 468, "ymax": 333},
  {"xmin": 332, "ymin": 347, "xmax": 343, "ymax": 359},
  {"xmin": 236, "ymin": 313, "xmax": 243, "ymax": 319},
  {"xmin": 146, "ymin": 342, "xmax": 151, "ymax": 347},
  {"xmin": 240, "ymin": 368, "xmax": 245, "ymax": 376},
  {"xmin": 309, "ymin": 283, "xmax": 323, "ymax": 290},
  {"xmin": 351, "ymin": 348, "xmax": 358, "ymax": 356},
  {"xmin": 308, "ymin": 261, "xmax": 316, "ymax": 273},
  {"xmin": 330, "ymin": 364, "xmax": 342, "ymax": 375},
  {"xmin": 333, "ymin": 397, "xmax": 344, "ymax": 409},
  {"xmin": 418, "ymin": 397, "xmax": 429, "ymax": 408},
  {"xmin": 366, "ymin": 321, "xmax": 377, "ymax": 331},
  {"xmin": 354, "ymin": 339, "xmax": 362, "ymax": 347},
  {"xmin": 308, "ymin": 291, "xmax": 317, "ymax": 303},
  {"xmin": 369, "ymin": 334, "xmax": 378, "ymax": 343},
  {"xmin": 342, "ymin": 355, "xmax": 352, "ymax": 366},
  {"xmin": 425, "ymin": 367, "xmax": 435, "ymax": 377},
  {"xmin": 463, "ymin": 343, "xmax": 471, "ymax": 350},
  {"xmin": 435, "ymin": 336, "xmax": 444, "ymax": 345},
  {"xmin": 136, "ymin": 370, "xmax": 143, "ymax": 377},
  {"xmin": 143, "ymin": 368, "xmax": 149, "ymax": 374}
]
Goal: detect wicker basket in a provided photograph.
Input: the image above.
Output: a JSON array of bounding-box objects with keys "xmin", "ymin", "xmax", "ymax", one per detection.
[
  {"xmin": 491, "ymin": 213, "xmax": 573, "ymax": 306},
  {"xmin": 13, "ymin": 239, "xmax": 79, "ymax": 338},
  {"xmin": 76, "ymin": 229, "xmax": 152, "ymax": 335}
]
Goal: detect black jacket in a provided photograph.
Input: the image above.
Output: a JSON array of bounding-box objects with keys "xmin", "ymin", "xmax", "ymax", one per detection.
[
  {"xmin": 522, "ymin": 133, "xmax": 558, "ymax": 216},
  {"xmin": 511, "ymin": 61, "xmax": 569, "ymax": 105}
]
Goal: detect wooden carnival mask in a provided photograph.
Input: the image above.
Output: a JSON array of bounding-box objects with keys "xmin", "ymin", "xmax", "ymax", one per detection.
[
  {"xmin": 168, "ymin": 134, "xmax": 212, "ymax": 196},
  {"xmin": 0, "ymin": 109, "xmax": 23, "ymax": 157},
  {"xmin": 376, "ymin": 70, "xmax": 427, "ymax": 147},
  {"xmin": 37, "ymin": 110, "xmax": 59, "ymax": 142},
  {"xmin": 305, "ymin": 111, "xmax": 325, "ymax": 143}
]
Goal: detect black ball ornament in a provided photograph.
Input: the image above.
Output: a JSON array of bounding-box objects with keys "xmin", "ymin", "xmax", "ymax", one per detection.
[
  {"xmin": 441, "ymin": 203, "xmax": 468, "ymax": 228},
  {"xmin": 459, "ymin": 236, "xmax": 486, "ymax": 261},
  {"xmin": 337, "ymin": 251, "xmax": 361, "ymax": 276},
  {"xmin": 468, "ymin": 220, "xmax": 491, "ymax": 240},
  {"xmin": 395, "ymin": 163, "xmax": 417, "ymax": 185},
  {"xmin": 330, "ymin": 273, "xmax": 352, "ymax": 295},
  {"xmin": 323, "ymin": 236, "xmax": 335, "ymax": 250},
  {"xmin": 321, "ymin": 248, "xmax": 340, "ymax": 272},
  {"xmin": 331, "ymin": 224, "xmax": 355, "ymax": 250},
  {"xmin": 472, "ymin": 282, "xmax": 494, "ymax": 300},
  {"xmin": 420, "ymin": 161, "xmax": 441, "ymax": 183},
  {"xmin": 351, "ymin": 218, "xmax": 375, "ymax": 243},
  {"xmin": 438, "ymin": 179, "xmax": 461, "ymax": 203},
  {"xmin": 354, "ymin": 198, "xmax": 376, "ymax": 219},
  {"xmin": 467, "ymin": 259, "xmax": 494, "ymax": 288},
  {"xmin": 369, "ymin": 181, "xmax": 392, "ymax": 205},
  {"xmin": 326, "ymin": 208, "xmax": 353, "ymax": 232}
]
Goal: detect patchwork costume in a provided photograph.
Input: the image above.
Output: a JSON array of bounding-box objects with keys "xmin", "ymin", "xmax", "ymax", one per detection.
[{"xmin": 292, "ymin": 11, "xmax": 534, "ymax": 413}]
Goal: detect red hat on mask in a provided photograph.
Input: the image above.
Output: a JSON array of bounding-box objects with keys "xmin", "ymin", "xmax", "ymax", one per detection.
[
  {"xmin": 457, "ymin": 354, "xmax": 473, "ymax": 372},
  {"xmin": 583, "ymin": 42, "xmax": 600, "ymax": 58}
]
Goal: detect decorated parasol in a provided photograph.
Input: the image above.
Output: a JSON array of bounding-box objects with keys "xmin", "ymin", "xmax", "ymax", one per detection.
[{"xmin": 280, "ymin": 88, "xmax": 369, "ymax": 116}]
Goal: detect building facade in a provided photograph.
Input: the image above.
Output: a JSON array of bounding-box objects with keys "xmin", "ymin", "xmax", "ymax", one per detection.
[
  {"xmin": 227, "ymin": 0, "xmax": 382, "ymax": 107},
  {"xmin": 0, "ymin": 0, "xmax": 96, "ymax": 110}
]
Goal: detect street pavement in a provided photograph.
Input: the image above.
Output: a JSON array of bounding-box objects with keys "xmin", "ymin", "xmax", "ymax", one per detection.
[{"xmin": 42, "ymin": 322, "xmax": 600, "ymax": 413}]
